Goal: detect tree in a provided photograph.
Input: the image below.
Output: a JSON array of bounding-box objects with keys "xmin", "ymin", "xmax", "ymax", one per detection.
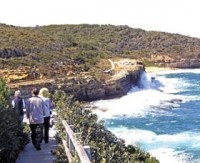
[
  {"xmin": 0, "ymin": 77, "xmax": 10, "ymax": 108},
  {"xmin": 0, "ymin": 77, "xmax": 28, "ymax": 162}
]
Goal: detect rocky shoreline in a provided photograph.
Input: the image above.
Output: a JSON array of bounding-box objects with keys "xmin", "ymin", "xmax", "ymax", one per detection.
[
  {"xmin": 60, "ymin": 59, "xmax": 145, "ymax": 101},
  {"xmin": 8, "ymin": 58, "xmax": 198, "ymax": 101},
  {"xmin": 6, "ymin": 59, "xmax": 145, "ymax": 101},
  {"xmin": 75, "ymin": 68, "xmax": 144, "ymax": 101}
]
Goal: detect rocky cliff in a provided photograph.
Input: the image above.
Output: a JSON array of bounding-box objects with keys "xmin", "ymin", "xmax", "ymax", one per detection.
[
  {"xmin": 62, "ymin": 59, "xmax": 144, "ymax": 101},
  {"xmin": 6, "ymin": 59, "xmax": 144, "ymax": 101},
  {"xmin": 149, "ymin": 54, "xmax": 200, "ymax": 68},
  {"xmin": 8, "ymin": 67, "xmax": 143, "ymax": 101},
  {"xmin": 74, "ymin": 68, "xmax": 143, "ymax": 101}
]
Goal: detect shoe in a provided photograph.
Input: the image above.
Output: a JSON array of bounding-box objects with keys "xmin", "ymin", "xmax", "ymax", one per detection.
[
  {"xmin": 35, "ymin": 142, "xmax": 41, "ymax": 150},
  {"xmin": 36, "ymin": 147, "xmax": 41, "ymax": 150}
]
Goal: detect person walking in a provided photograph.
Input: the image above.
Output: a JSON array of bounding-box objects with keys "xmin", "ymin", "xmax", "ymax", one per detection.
[
  {"xmin": 12, "ymin": 90, "xmax": 25, "ymax": 123},
  {"xmin": 26, "ymin": 87, "xmax": 45, "ymax": 150},
  {"xmin": 39, "ymin": 87, "xmax": 53, "ymax": 143}
]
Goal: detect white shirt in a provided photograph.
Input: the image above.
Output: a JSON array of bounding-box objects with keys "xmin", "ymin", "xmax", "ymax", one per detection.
[{"xmin": 40, "ymin": 97, "xmax": 52, "ymax": 117}]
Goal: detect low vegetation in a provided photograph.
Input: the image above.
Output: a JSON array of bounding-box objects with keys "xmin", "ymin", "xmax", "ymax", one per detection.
[
  {"xmin": 53, "ymin": 90, "xmax": 159, "ymax": 163},
  {"xmin": 1, "ymin": 23, "xmax": 200, "ymax": 82},
  {"xmin": 2, "ymin": 23, "xmax": 200, "ymax": 162},
  {"xmin": 0, "ymin": 77, "xmax": 29, "ymax": 162}
]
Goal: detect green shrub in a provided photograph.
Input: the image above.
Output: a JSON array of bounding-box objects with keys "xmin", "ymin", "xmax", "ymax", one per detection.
[
  {"xmin": 0, "ymin": 78, "xmax": 29, "ymax": 162},
  {"xmin": 53, "ymin": 90, "xmax": 159, "ymax": 163}
]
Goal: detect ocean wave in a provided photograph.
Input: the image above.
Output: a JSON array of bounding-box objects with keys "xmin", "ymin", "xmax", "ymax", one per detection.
[
  {"xmin": 89, "ymin": 70, "xmax": 200, "ymax": 163},
  {"xmin": 153, "ymin": 68, "xmax": 200, "ymax": 75},
  {"xmin": 91, "ymin": 87, "xmax": 186, "ymax": 119},
  {"xmin": 109, "ymin": 127, "xmax": 200, "ymax": 163}
]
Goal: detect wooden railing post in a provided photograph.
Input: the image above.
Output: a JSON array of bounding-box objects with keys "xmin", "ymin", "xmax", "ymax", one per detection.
[
  {"xmin": 68, "ymin": 125, "xmax": 75, "ymax": 155},
  {"xmin": 62, "ymin": 120, "xmax": 92, "ymax": 163},
  {"xmin": 66, "ymin": 132, "xmax": 69, "ymax": 147},
  {"xmin": 84, "ymin": 146, "xmax": 92, "ymax": 161}
]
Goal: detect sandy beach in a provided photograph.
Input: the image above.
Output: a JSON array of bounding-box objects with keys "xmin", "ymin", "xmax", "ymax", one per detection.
[{"xmin": 145, "ymin": 66, "xmax": 177, "ymax": 73}]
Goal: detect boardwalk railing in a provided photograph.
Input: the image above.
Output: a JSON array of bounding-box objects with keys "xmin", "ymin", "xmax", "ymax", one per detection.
[
  {"xmin": 103, "ymin": 59, "xmax": 115, "ymax": 74},
  {"xmin": 62, "ymin": 120, "xmax": 92, "ymax": 163}
]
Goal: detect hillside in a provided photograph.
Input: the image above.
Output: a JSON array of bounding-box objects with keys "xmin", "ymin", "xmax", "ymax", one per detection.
[{"xmin": 1, "ymin": 23, "xmax": 200, "ymax": 88}]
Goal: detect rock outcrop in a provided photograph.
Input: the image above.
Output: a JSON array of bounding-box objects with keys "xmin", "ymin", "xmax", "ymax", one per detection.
[
  {"xmin": 7, "ymin": 59, "xmax": 144, "ymax": 101},
  {"xmin": 0, "ymin": 48, "xmax": 25, "ymax": 59},
  {"xmin": 8, "ymin": 67, "xmax": 144, "ymax": 101},
  {"xmin": 167, "ymin": 59, "xmax": 200, "ymax": 68},
  {"xmin": 74, "ymin": 67, "xmax": 143, "ymax": 101},
  {"xmin": 150, "ymin": 55, "xmax": 200, "ymax": 68}
]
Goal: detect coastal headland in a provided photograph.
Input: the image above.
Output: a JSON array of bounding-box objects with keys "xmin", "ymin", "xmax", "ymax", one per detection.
[
  {"xmin": 1, "ymin": 24, "xmax": 200, "ymax": 101},
  {"xmin": 1, "ymin": 58, "xmax": 145, "ymax": 101}
]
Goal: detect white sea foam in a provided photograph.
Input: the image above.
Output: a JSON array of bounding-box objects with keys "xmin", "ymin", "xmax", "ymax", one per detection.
[
  {"xmin": 150, "ymin": 148, "xmax": 191, "ymax": 163},
  {"xmin": 109, "ymin": 127, "xmax": 200, "ymax": 163},
  {"xmin": 110, "ymin": 127, "xmax": 200, "ymax": 147},
  {"xmin": 91, "ymin": 86, "xmax": 186, "ymax": 119},
  {"xmin": 155, "ymin": 74, "xmax": 199, "ymax": 101},
  {"xmin": 90, "ymin": 71, "xmax": 198, "ymax": 118},
  {"xmin": 153, "ymin": 68, "xmax": 200, "ymax": 75},
  {"xmin": 92, "ymin": 89, "xmax": 171, "ymax": 119},
  {"xmin": 90, "ymin": 71, "xmax": 200, "ymax": 162},
  {"xmin": 91, "ymin": 70, "xmax": 197, "ymax": 115}
]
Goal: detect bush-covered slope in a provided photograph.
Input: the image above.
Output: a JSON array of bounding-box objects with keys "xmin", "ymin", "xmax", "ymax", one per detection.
[
  {"xmin": 0, "ymin": 24, "xmax": 55, "ymax": 58},
  {"xmin": 38, "ymin": 24, "xmax": 200, "ymax": 59},
  {"xmin": 1, "ymin": 23, "xmax": 200, "ymax": 79}
]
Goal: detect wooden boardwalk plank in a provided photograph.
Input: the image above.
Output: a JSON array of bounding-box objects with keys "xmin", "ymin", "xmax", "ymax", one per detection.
[
  {"xmin": 16, "ymin": 118, "xmax": 57, "ymax": 163},
  {"xmin": 16, "ymin": 137, "xmax": 57, "ymax": 163}
]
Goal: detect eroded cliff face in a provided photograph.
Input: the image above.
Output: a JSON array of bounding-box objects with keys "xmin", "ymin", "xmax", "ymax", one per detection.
[
  {"xmin": 5, "ymin": 59, "xmax": 144, "ymax": 101},
  {"xmin": 74, "ymin": 68, "xmax": 143, "ymax": 101},
  {"xmin": 149, "ymin": 55, "xmax": 200, "ymax": 68},
  {"xmin": 73, "ymin": 60, "xmax": 144, "ymax": 101},
  {"xmin": 167, "ymin": 59, "xmax": 200, "ymax": 68}
]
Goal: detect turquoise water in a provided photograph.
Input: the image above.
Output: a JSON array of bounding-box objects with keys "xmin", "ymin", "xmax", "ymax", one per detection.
[{"xmin": 92, "ymin": 69, "xmax": 200, "ymax": 163}]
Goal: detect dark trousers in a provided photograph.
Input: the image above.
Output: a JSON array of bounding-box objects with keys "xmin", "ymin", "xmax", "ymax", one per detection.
[
  {"xmin": 30, "ymin": 124, "xmax": 43, "ymax": 148},
  {"xmin": 44, "ymin": 116, "xmax": 50, "ymax": 143}
]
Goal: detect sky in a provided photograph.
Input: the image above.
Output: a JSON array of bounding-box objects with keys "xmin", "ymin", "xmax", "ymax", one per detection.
[{"xmin": 1, "ymin": 0, "xmax": 200, "ymax": 38}]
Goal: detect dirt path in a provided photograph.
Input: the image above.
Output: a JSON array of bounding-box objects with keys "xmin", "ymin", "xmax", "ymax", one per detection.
[{"xmin": 8, "ymin": 79, "xmax": 55, "ymax": 88}]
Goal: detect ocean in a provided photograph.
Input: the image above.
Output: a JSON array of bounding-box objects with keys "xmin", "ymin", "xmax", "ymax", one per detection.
[{"xmin": 91, "ymin": 69, "xmax": 200, "ymax": 163}]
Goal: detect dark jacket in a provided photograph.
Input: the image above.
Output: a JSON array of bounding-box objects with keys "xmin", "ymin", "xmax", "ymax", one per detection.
[{"xmin": 12, "ymin": 97, "xmax": 24, "ymax": 116}]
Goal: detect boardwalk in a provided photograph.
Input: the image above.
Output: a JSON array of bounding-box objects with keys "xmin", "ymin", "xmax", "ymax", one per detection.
[{"xmin": 16, "ymin": 116, "xmax": 57, "ymax": 163}]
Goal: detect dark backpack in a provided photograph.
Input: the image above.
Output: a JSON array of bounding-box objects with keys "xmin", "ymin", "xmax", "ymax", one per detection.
[{"xmin": 14, "ymin": 97, "xmax": 24, "ymax": 115}]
